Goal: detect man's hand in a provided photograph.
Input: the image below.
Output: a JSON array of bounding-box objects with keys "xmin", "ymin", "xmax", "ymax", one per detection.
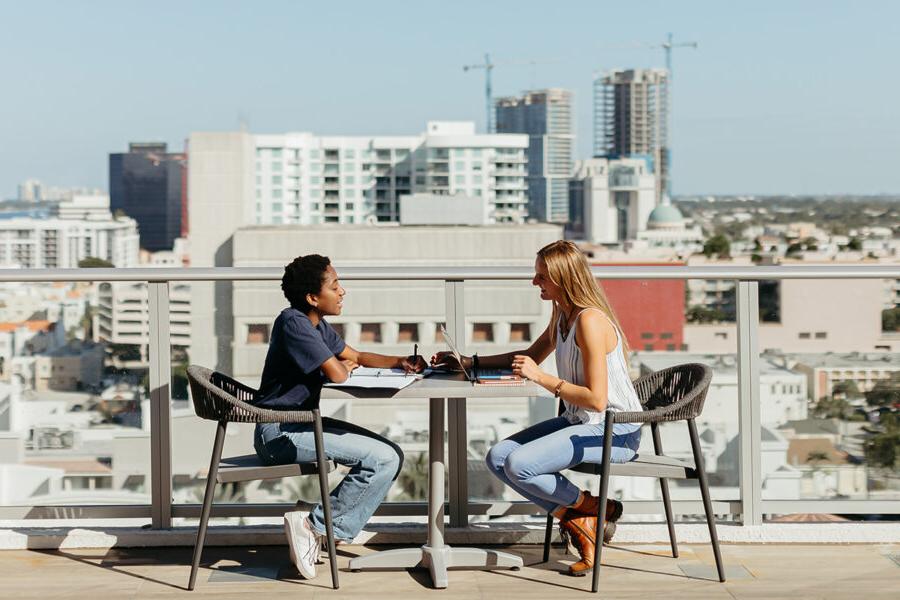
[
  {"xmin": 341, "ymin": 358, "xmax": 359, "ymax": 374},
  {"xmin": 399, "ymin": 355, "xmax": 428, "ymax": 373},
  {"xmin": 431, "ymin": 351, "xmax": 463, "ymax": 371}
]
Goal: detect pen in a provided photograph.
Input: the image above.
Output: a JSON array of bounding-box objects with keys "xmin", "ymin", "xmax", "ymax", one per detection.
[{"xmin": 413, "ymin": 343, "xmax": 418, "ymax": 365}]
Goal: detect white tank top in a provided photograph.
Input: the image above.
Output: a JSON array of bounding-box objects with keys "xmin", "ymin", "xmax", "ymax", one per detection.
[{"xmin": 555, "ymin": 307, "xmax": 643, "ymax": 426}]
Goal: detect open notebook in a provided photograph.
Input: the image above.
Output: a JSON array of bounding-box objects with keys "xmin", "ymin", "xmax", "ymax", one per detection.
[
  {"xmin": 324, "ymin": 367, "xmax": 418, "ymax": 390},
  {"xmin": 439, "ymin": 324, "xmax": 525, "ymax": 386}
]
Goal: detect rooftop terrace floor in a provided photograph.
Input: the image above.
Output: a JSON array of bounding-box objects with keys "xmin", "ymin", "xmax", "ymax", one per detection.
[{"xmin": 2, "ymin": 542, "xmax": 898, "ymax": 599}]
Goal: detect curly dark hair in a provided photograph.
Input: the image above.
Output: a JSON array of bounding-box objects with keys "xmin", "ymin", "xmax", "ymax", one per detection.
[{"xmin": 281, "ymin": 254, "xmax": 331, "ymax": 312}]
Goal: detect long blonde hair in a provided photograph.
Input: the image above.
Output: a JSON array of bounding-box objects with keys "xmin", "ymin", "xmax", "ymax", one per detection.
[{"xmin": 537, "ymin": 240, "xmax": 630, "ymax": 355}]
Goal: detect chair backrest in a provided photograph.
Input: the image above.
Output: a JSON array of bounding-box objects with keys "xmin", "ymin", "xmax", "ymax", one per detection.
[
  {"xmin": 633, "ymin": 363, "xmax": 713, "ymax": 421},
  {"xmin": 187, "ymin": 364, "xmax": 261, "ymax": 422}
]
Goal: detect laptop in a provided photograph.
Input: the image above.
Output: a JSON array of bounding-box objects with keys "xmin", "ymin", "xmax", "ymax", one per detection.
[{"xmin": 438, "ymin": 324, "xmax": 524, "ymax": 385}]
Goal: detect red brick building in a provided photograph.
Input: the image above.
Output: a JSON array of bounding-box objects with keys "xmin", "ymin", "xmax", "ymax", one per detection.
[{"xmin": 595, "ymin": 262, "xmax": 686, "ymax": 352}]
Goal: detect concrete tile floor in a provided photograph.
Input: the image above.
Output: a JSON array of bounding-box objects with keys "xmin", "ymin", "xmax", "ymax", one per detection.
[{"xmin": 0, "ymin": 542, "xmax": 897, "ymax": 599}]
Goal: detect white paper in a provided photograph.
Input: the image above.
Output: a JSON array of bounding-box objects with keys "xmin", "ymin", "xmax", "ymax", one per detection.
[{"xmin": 324, "ymin": 368, "xmax": 418, "ymax": 390}]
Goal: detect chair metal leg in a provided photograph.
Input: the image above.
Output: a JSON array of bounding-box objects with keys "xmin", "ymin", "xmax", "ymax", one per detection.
[
  {"xmin": 651, "ymin": 423, "xmax": 678, "ymax": 558},
  {"xmin": 590, "ymin": 414, "xmax": 614, "ymax": 594},
  {"xmin": 188, "ymin": 421, "xmax": 227, "ymax": 591},
  {"xmin": 314, "ymin": 410, "xmax": 340, "ymax": 590},
  {"xmin": 688, "ymin": 419, "xmax": 726, "ymax": 583},
  {"xmin": 542, "ymin": 513, "xmax": 553, "ymax": 562}
]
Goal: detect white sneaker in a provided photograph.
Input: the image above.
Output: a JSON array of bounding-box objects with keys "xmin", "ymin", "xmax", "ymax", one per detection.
[{"xmin": 284, "ymin": 511, "xmax": 320, "ymax": 579}]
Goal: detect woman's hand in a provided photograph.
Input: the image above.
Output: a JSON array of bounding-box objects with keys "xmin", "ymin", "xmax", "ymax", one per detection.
[
  {"xmin": 431, "ymin": 351, "xmax": 463, "ymax": 371},
  {"xmin": 341, "ymin": 358, "xmax": 359, "ymax": 374},
  {"xmin": 399, "ymin": 355, "xmax": 428, "ymax": 373},
  {"xmin": 511, "ymin": 354, "xmax": 543, "ymax": 382}
]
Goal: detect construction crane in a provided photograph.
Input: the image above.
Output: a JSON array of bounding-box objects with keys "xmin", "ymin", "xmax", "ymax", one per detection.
[
  {"xmin": 462, "ymin": 54, "xmax": 557, "ymax": 133},
  {"xmin": 653, "ymin": 32, "xmax": 698, "ymax": 82},
  {"xmin": 651, "ymin": 33, "xmax": 698, "ymax": 199},
  {"xmin": 462, "ymin": 53, "xmax": 496, "ymax": 133}
]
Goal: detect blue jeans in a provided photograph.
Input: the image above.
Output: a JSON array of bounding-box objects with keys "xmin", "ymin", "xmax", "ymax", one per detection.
[
  {"xmin": 485, "ymin": 416, "xmax": 642, "ymax": 513},
  {"xmin": 254, "ymin": 418, "xmax": 403, "ymax": 542}
]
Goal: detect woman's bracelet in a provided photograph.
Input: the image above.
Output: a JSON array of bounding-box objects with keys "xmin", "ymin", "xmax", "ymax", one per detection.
[{"xmin": 553, "ymin": 378, "xmax": 565, "ymax": 398}]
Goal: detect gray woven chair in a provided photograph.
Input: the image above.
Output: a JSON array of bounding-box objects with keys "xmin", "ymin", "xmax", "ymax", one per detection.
[
  {"xmin": 541, "ymin": 362, "xmax": 724, "ymax": 592},
  {"xmin": 186, "ymin": 365, "xmax": 339, "ymax": 590}
]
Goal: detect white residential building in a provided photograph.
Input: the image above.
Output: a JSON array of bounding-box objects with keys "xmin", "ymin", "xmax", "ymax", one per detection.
[
  {"xmin": 94, "ymin": 281, "xmax": 191, "ymax": 350},
  {"xmin": 244, "ymin": 121, "xmax": 528, "ymax": 227},
  {"xmin": 568, "ymin": 157, "xmax": 656, "ymax": 244},
  {"xmin": 0, "ymin": 204, "xmax": 140, "ymax": 269}
]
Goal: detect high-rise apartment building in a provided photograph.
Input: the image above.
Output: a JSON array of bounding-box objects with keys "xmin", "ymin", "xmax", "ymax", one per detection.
[
  {"xmin": 109, "ymin": 143, "xmax": 186, "ymax": 252},
  {"xmin": 244, "ymin": 122, "xmax": 528, "ymax": 227},
  {"xmin": 593, "ymin": 69, "xmax": 669, "ymax": 203},
  {"xmin": 495, "ymin": 89, "xmax": 574, "ymax": 223}
]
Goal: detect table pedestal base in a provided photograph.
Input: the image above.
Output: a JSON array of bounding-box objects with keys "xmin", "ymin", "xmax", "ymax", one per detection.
[{"xmin": 349, "ymin": 545, "xmax": 523, "ymax": 588}]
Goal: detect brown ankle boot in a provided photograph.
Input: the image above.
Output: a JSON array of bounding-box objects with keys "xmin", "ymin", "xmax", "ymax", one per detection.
[
  {"xmin": 573, "ymin": 493, "xmax": 624, "ymax": 523},
  {"xmin": 558, "ymin": 512, "xmax": 598, "ymax": 577}
]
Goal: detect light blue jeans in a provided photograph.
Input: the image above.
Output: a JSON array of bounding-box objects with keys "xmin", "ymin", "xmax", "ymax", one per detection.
[
  {"xmin": 254, "ymin": 418, "xmax": 403, "ymax": 542},
  {"xmin": 485, "ymin": 416, "xmax": 642, "ymax": 513}
]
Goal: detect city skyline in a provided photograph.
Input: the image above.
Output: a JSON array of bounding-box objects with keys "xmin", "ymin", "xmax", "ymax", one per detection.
[{"xmin": 1, "ymin": 1, "xmax": 899, "ymax": 198}]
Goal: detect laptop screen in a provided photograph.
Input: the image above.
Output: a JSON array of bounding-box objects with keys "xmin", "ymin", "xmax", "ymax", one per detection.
[{"xmin": 439, "ymin": 324, "xmax": 474, "ymax": 382}]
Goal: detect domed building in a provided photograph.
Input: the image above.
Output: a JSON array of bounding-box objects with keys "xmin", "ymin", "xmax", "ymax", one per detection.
[
  {"xmin": 647, "ymin": 202, "xmax": 686, "ymax": 230},
  {"xmin": 635, "ymin": 198, "xmax": 703, "ymax": 253}
]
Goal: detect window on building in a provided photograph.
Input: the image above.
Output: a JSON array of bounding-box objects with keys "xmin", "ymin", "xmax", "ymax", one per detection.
[
  {"xmin": 660, "ymin": 332, "xmax": 673, "ymax": 339},
  {"xmin": 799, "ymin": 332, "xmax": 811, "ymax": 339},
  {"xmin": 344, "ymin": 149, "xmax": 355, "ymax": 159},
  {"xmin": 309, "ymin": 150, "xmax": 321, "ymax": 159},
  {"xmin": 455, "ymin": 175, "xmax": 465, "ymax": 185},
  {"xmin": 247, "ymin": 324, "xmax": 270, "ymax": 344},
  {"xmin": 714, "ymin": 332, "xmax": 728, "ymax": 340},
  {"xmin": 344, "ymin": 202, "xmax": 353, "ymax": 210},
  {"xmin": 344, "ymin": 176, "xmax": 355, "ymax": 185},
  {"xmin": 644, "ymin": 344, "xmax": 654, "ymax": 352},
  {"xmin": 344, "ymin": 189, "xmax": 356, "ymax": 198},
  {"xmin": 271, "ymin": 149, "xmax": 282, "ymax": 158},
  {"xmin": 640, "ymin": 332, "xmax": 654, "ymax": 340},
  {"xmin": 331, "ymin": 323, "xmax": 345, "ymax": 338},
  {"xmin": 434, "ymin": 322, "xmax": 446, "ymax": 342},
  {"xmin": 455, "ymin": 161, "xmax": 465, "ymax": 171},
  {"xmin": 272, "ymin": 162, "xmax": 282, "ymax": 172},
  {"xmin": 815, "ymin": 332, "xmax": 827, "ymax": 339},
  {"xmin": 666, "ymin": 344, "xmax": 676, "ymax": 351},
  {"xmin": 272, "ymin": 190, "xmax": 282, "ymax": 199},
  {"xmin": 343, "ymin": 163, "xmax": 355, "ymax": 172},
  {"xmin": 272, "ymin": 203, "xmax": 283, "ymax": 212},
  {"xmin": 397, "ymin": 323, "xmax": 419, "ymax": 343},
  {"xmin": 510, "ymin": 323, "xmax": 531, "ymax": 342},
  {"xmin": 272, "ymin": 175, "xmax": 282, "ymax": 185},
  {"xmin": 473, "ymin": 175, "xmax": 483, "ymax": 184},
  {"xmin": 472, "ymin": 323, "xmax": 494, "ymax": 342},
  {"xmin": 360, "ymin": 323, "xmax": 382, "ymax": 343}
]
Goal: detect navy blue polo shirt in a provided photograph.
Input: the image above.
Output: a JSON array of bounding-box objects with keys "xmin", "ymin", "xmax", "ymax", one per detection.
[{"xmin": 255, "ymin": 307, "xmax": 346, "ymax": 410}]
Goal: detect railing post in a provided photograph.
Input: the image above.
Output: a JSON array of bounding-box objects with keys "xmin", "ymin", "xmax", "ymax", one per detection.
[
  {"xmin": 736, "ymin": 280, "xmax": 762, "ymax": 526},
  {"xmin": 148, "ymin": 281, "xmax": 173, "ymax": 529},
  {"xmin": 444, "ymin": 280, "xmax": 468, "ymax": 528}
]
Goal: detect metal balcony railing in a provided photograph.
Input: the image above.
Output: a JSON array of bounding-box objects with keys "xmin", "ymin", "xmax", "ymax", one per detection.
[{"xmin": 0, "ymin": 264, "xmax": 898, "ymax": 529}]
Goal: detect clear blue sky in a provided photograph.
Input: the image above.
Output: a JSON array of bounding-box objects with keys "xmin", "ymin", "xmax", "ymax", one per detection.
[{"xmin": 1, "ymin": 0, "xmax": 899, "ymax": 197}]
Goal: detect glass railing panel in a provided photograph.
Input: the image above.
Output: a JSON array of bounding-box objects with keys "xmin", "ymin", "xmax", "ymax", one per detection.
[
  {"xmin": 755, "ymin": 277, "xmax": 899, "ymax": 508},
  {"xmin": 173, "ymin": 276, "xmax": 447, "ymax": 525},
  {"xmin": 0, "ymin": 279, "xmax": 151, "ymax": 525},
  {"xmin": 467, "ymin": 277, "xmax": 742, "ymax": 523}
]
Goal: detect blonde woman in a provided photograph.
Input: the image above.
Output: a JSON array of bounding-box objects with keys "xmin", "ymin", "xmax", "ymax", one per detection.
[{"xmin": 432, "ymin": 240, "xmax": 642, "ymax": 577}]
